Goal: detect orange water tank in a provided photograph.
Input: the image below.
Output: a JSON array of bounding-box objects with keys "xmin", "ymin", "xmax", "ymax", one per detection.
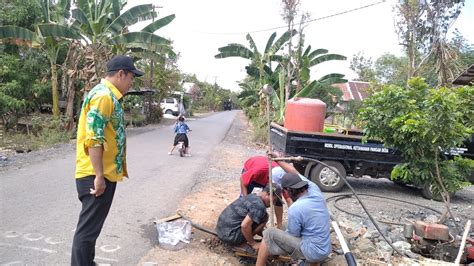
[{"xmin": 284, "ymin": 98, "xmax": 326, "ymax": 132}]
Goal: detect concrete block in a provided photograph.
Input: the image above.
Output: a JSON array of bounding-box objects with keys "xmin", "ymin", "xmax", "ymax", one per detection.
[{"xmin": 414, "ymin": 221, "xmax": 449, "ymax": 241}]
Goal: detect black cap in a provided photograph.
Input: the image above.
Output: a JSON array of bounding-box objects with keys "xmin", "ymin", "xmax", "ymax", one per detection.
[
  {"xmin": 106, "ymin": 55, "xmax": 144, "ymax": 77},
  {"xmin": 281, "ymin": 173, "xmax": 308, "ymax": 189}
]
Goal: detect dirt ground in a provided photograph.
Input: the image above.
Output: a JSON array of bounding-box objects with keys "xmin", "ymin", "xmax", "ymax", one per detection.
[{"xmin": 137, "ymin": 111, "xmax": 473, "ymax": 265}]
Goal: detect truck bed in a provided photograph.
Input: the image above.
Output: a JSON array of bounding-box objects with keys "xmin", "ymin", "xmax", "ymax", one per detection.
[{"xmin": 270, "ymin": 122, "xmax": 402, "ymax": 166}]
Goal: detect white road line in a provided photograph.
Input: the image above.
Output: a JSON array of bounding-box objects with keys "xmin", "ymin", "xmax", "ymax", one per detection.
[
  {"xmin": 95, "ymin": 256, "xmax": 119, "ymax": 262},
  {"xmin": 0, "ymin": 243, "xmax": 57, "ymax": 254}
]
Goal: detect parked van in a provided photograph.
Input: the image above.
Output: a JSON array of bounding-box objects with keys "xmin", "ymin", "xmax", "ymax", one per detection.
[{"xmin": 160, "ymin": 98, "xmax": 179, "ymax": 115}]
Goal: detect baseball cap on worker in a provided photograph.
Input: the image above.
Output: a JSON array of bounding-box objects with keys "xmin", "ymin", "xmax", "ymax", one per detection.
[
  {"xmin": 271, "ymin": 167, "xmax": 286, "ymax": 185},
  {"xmin": 281, "ymin": 173, "xmax": 308, "ymax": 189},
  {"xmin": 106, "ymin": 55, "xmax": 144, "ymax": 77}
]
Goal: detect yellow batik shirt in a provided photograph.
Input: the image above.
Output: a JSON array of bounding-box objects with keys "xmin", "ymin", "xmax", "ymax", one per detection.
[{"xmin": 75, "ymin": 79, "xmax": 128, "ymax": 182}]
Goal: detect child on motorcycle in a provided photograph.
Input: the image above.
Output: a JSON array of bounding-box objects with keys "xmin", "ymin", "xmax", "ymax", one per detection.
[{"xmin": 168, "ymin": 115, "xmax": 192, "ymax": 156}]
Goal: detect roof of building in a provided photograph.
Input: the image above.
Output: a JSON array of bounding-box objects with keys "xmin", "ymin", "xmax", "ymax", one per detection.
[
  {"xmin": 332, "ymin": 81, "xmax": 371, "ymax": 101},
  {"xmin": 126, "ymin": 87, "xmax": 155, "ymax": 95},
  {"xmin": 452, "ymin": 64, "xmax": 474, "ymax": 86}
]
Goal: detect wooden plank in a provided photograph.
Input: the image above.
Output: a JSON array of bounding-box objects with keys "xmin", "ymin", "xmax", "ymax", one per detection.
[
  {"xmin": 233, "ymin": 251, "xmax": 291, "ymax": 262},
  {"xmin": 153, "ymin": 214, "xmax": 182, "ymax": 224}
]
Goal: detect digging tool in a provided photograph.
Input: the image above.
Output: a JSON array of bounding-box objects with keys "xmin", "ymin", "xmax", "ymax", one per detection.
[{"xmin": 176, "ymin": 211, "xmax": 218, "ymax": 236}]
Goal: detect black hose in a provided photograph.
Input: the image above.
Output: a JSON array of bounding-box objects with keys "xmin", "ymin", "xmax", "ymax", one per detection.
[
  {"xmin": 327, "ymin": 193, "xmax": 442, "ymax": 224},
  {"xmin": 299, "ymin": 157, "xmax": 411, "ymax": 258}
]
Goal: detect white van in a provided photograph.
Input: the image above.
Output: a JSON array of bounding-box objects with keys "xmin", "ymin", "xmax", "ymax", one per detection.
[{"xmin": 160, "ymin": 97, "xmax": 180, "ymax": 115}]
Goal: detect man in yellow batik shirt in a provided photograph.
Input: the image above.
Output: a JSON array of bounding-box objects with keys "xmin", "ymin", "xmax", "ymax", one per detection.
[{"xmin": 71, "ymin": 55, "xmax": 143, "ymax": 266}]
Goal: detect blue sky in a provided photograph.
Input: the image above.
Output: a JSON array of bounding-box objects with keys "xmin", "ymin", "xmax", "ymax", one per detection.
[{"xmin": 131, "ymin": 0, "xmax": 473, "ymax": 91}]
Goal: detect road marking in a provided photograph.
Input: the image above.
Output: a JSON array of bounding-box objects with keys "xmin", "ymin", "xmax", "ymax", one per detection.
[
  {"xmin": 4, "ymin": 231, "xmax": 21, "ymax": 238},
  {"xmin": 2, "ymin": 261, "xmax": 23, "ymax": 266},
  {"xmin": 100, "ymin": 244, "xmax": 121, "ymax": 253},
  {"xmin": 44, "ymin": 237, "xmax": 64, "ymax": 245},
  {"xmin": 23, "ymin": 233, "xmax": 44, "ymax": 241},
  {"xmin": 95, "ymin": 256, "xmax": 119, "ymax": 262},
  {"xmin": 0, "ymin": 243, "xmax": 57, "ymax": 254}
]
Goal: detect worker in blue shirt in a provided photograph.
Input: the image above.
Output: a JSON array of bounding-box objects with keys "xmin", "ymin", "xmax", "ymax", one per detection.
[{"xmin": 256, "ymin": 168, "xmax": 331, "ymax": 264}]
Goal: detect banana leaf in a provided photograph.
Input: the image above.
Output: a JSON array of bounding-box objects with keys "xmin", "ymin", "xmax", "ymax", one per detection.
[
  {"xmin": 106, "ymin": 4, "xmax": 154, "ymax": 33},
  {"xmin": 308, "ymin": 49, "xmax": 329, "ymax": 59},
  {"xmin": 0, "ymin": 26, "xmax": 34, "ymax": 41},
  {"xmin": 268, "ymin": 29, "xmax": 297, "ymax": 56},
  {"xmin": 142, "ymin": 14, "xmax": 176, "ymax": 33},
  {"xmin": 246, "ymin": 33, "xmax": 259, "ymax": 54},
  {"xmin": 37, "ymin": 24, "xmax": 80, "ymax": 39},
  {"xmin": 264, "ymin": 32, "xmax": 277, "ymax": 54},
  {"xmin": 111, "ymin": 32, "xmax": 170, "ymax": 46},
  {"xmin": 310, "ymin": 54, "xmax": 347, "ymax": 67},
  {"xmin": 215, "ymin": 44, "xmax": 254, "ymax": 59}
]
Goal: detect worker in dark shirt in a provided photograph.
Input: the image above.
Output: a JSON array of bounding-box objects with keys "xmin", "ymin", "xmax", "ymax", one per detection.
[{"xmin": 216, "ymin": 184, "xmax": 282, "ymax": 253}]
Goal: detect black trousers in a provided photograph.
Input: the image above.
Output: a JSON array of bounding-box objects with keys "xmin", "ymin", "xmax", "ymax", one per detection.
[{"xmin": 71, "ymin": 175, "xmax": 116, "ymax": 266}]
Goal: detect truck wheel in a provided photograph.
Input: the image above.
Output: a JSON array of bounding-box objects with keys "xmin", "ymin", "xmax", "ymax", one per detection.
[
  {"xmin": 421, "ymin": 183, "xmax": 455, "ymax": 201},
  {"xmin": 310, "ymin": 161, "xmax": 346, "ymax": 192}
]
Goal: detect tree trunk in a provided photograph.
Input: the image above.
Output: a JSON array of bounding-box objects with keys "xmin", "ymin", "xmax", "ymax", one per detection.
[
  {"xmin": 51, "ymin": 60, "xmax": 60, "ymax": 119},
  {"xmin": 433, "ymin": 149, "xmax": 450, "ymax": 224}
]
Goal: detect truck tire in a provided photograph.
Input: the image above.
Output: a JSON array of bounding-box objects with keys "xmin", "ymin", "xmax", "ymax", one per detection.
[
  {"xmin": 310, "ymin": 161, "xmax": 346, "ymax": 192},
  {"xmin": 421, "ymin": 183, "xmax": 455, "ymax": 201},
  {"xmin": 165, "ymin": 109, "xmax": 173, "ymax": 115}
]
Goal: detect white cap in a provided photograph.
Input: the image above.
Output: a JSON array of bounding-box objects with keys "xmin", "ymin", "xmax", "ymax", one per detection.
[{"xmin": 271, "ymin": 167, "xmax": 286, "ymax": 186}]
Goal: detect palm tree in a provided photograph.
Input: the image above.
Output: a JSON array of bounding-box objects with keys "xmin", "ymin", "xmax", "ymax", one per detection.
[{"xmin": 0, "ymin": 0, "xmax": 80, "ymax": 118}]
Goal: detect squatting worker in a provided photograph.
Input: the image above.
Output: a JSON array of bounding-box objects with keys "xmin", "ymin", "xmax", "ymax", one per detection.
[
  {"xmin": 216, "ymin": 184, "xmax": 283, "ymax": 253},
  {"xmin": 71, "ymin": 55, "xmax": 144, "ymax": 265},
  {"xmin": 256, "ymin": 173, "xmax": 331, "ymax": 265},
  {"xmin": 240, "ymin": 155, "xmax": 294, "ymax": 229}
]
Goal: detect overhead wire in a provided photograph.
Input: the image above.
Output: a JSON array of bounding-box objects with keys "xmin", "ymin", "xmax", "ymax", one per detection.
[{"xmin": 196, "ymin": 0, "xmax": 387, "ymax": 36}]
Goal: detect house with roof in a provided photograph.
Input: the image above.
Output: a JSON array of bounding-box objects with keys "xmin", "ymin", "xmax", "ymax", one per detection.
[
  {"xmin": 332, "ymin": 81, "xmax": 371, "ymax": 107},
  {"xmin": 325, "ymin": 81, "xmax": 370, "ymax": 127},
  {"xmin": 452, "ymin": 64, "xmax": 474, "ymax": 86}
]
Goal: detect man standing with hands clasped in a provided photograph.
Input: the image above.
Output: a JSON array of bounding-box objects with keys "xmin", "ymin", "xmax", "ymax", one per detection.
[{"xmin": 71, "ymin": 55, "xmax": 144, "ymax": 265}]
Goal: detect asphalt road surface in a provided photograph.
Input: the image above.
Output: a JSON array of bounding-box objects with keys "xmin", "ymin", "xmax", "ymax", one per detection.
[{"xmin": 0, "ymin": 111, "xmax": 238, "ymax": 265}]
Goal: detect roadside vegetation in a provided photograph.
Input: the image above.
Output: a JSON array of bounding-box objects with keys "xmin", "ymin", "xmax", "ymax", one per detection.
[
  {"xmin": 216, "ymin": 0, "xmax": 473, "ymax": 218},
  {"xmin": 0, "ymin": 0, "xmax": 238, "ymax": 151}
]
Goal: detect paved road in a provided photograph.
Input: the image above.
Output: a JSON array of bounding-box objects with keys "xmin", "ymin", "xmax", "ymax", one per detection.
[{"xmin": 0, "ymin": 111, "xmax": 238, "ymax": 265}]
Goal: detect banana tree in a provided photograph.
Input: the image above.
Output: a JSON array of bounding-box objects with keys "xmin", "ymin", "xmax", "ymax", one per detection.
[
  {"xmin": 216, "ymin": 30, "xmax": 296, "ymax": 115},
  {"xmin": 268, "ymin": 45, "xmax": 347, "ymax": 122},
  {"xmin": 0, "ymin": 0, "xmax": 80, "ymax": 118},
  {"xmin": 71, "ymin": 0, "xmax": 171, "ymax": 79}
]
